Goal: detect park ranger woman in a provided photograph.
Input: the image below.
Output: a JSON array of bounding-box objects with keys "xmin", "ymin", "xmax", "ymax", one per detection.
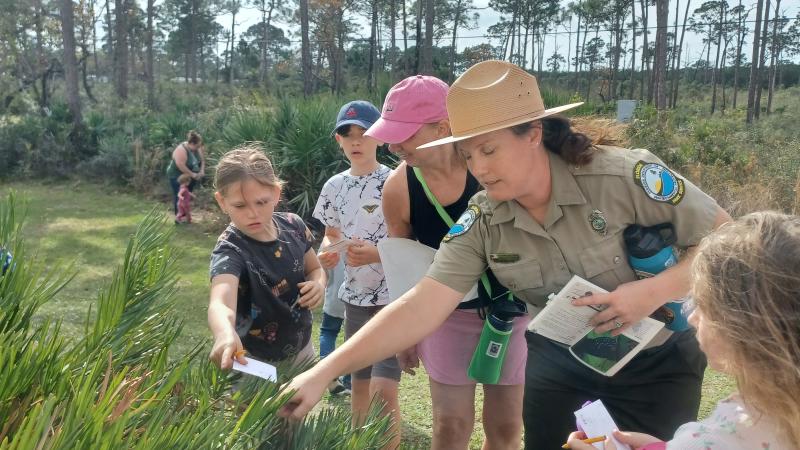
[{"xmin": 280, "ymin": 60, "xmax": 730, "ymax": 450}]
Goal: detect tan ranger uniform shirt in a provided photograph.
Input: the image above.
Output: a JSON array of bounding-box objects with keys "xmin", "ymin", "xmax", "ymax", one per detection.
[{"xmin": 427, "ymin": 146, "xmax": 719, "ymax": 322}]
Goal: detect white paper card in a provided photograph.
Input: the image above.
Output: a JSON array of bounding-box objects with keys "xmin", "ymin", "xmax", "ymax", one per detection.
[
  {"xmin": 319, "ymin": 239, "xmax": 354, "ymax": 254},
  {"xmin": 232, "ymin": 357, "xmax": 277, "ymax": 382},
  {"xmin": 378, "ymin": 238, "xmax": 478, "ymax": 303},
  {"xmin": 574, "ymin": 400, "xmax": 631, "ymax": 450}
]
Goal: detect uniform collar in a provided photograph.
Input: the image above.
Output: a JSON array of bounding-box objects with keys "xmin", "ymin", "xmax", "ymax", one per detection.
[
  {"xmin": 548, "ymin": 153, "xmax": 587, "ymax": 207},
  {"xmin": 489, "ymin": 153, "xmax": 586, "ymax": 232}
]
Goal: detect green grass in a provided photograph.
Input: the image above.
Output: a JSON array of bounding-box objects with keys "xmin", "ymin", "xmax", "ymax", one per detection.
[{"xmin": 4, "ymin": 180, "xmax": 735, "ymax": 449}]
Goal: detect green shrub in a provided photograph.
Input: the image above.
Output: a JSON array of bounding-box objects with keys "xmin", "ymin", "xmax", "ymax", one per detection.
[
  {"xmin": 150, "ymin": 113, "xmax": 198, "ymax": 149},
  {"xmin": 269, "ymin": 98, "xmax": 346, "ymax": 220},
  {"xmin": 0, "ymin": 115, "xmax": 42, "ymax": 177},
  {"xmin": 77, "ymin": 132, "xmax": 133, "ymax": 182},
  {"xmin": 0, "ymin": 193, "xmax": 393, "ymax": 449},
  {"xmin": 221, "ymin": 108, "xmax": 275, "ymax": 148}
]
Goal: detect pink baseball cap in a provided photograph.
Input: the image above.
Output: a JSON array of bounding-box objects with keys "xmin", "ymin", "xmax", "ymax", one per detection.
[{"xmin": 365, "ymin": 75, "xmax": 449, "ymax": 144}]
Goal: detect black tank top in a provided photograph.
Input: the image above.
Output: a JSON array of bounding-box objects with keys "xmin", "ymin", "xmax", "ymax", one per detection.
[{"xmin": 406, "ymin": 165, "xmax": 481, "ymax": 249}]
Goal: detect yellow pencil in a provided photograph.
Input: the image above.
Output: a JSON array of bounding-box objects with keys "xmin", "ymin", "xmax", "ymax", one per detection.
[
  {"xmin": 561, "ymin": 435, "xmax": 606, "ymax": 449},
  {"xmin": 234, "ymin": 350, "xmax": 246, "ymax": 358}
]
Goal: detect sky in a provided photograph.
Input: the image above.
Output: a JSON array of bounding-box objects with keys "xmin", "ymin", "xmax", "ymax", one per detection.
[{"xmin": 209, "ymin": 0, "xmax": 800, "ymax": 67}]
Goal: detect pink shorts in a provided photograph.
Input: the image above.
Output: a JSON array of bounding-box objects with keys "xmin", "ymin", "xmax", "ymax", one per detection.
[{"xmin": 417, "ymin": 309, "xmax": 528, "ymax": 386}]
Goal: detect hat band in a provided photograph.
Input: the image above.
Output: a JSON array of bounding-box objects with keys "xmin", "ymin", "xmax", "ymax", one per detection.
[{"xmin": 452, "ymin": 109, "xmax": 545, "ymax": 138}]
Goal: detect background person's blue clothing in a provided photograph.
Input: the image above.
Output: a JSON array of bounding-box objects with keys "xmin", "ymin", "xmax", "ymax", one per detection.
[{"xmin": 320, "ymin": 261, "xmax": 349, "ymax": 388}]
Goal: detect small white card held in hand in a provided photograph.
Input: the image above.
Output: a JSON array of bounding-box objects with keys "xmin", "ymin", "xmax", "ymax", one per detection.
[
  {"xmin": 319, "ymin": 239, "xmax": 354, "ymax": 254},
  {"xmin": 232, "ymin": 357, "xmax": 277, "ymax": 382},
  {"xmin": 574, "ymin": 400, "xmax": 631, "ymax": 450}
]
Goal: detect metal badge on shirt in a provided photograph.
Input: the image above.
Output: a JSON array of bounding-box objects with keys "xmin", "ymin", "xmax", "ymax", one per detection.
[{"xmin": 588, "ymin": 209, "xmax": 608, "ymax": 236}]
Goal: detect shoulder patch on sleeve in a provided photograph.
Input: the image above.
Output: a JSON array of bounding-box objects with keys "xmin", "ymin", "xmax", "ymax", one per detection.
[
  {"xmin": 633, "ymin": 160, "xmax": 685, "ymax": 205},
  {"xmin": 443, "ymin": 205, "xmax": 481, "ymax": 243}
]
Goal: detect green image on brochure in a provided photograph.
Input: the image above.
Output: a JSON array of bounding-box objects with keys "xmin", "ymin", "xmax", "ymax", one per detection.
[{"xmin": 527, "ymin": 275, "xmax": 665, "ymax": 377}]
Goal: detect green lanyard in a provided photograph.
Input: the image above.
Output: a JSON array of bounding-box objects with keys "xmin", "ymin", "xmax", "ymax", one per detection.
[{"xmin": 412, "ymin": 167, "xmax": 500, "ymax": 299}]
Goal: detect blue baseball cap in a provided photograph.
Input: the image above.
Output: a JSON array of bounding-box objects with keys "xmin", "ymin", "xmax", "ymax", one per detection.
[{"xmin": 333, "ymin": 100, "xmax": 381, "ymax": 135}]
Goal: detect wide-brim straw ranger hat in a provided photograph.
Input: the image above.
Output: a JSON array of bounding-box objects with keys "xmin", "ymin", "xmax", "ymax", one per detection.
[{"xmin": 418, "ymin": 60, "xmax": 584, "ymax": 149}]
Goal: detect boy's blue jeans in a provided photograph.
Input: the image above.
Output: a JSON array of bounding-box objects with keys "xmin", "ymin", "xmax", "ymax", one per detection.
[{"xmin": 319, "ymin": 312, "xmax": 350, "ymax": 388}]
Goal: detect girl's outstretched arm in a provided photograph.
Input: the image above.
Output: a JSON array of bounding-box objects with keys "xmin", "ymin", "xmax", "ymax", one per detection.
[
  {"xmin": 208, "ymin": 274, "xmax": 246, "ymax": 370},
  {"xmin": 280, "ymin": 277, "xmax": 464, "ymax": 420}
]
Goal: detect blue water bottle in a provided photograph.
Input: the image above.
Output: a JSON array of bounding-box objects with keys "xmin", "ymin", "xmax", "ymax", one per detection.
[{"xmin": 623, "ymin": 224, "xmax": 689, "ymax": 331}]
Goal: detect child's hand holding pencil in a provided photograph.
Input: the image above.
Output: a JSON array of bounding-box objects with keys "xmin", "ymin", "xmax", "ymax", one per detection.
[
  {"xmin": 564, "ymin": 430, "xmax": 665, "ymax": 450},
  {"xmin": 563, "ymin": 433, "xmax": 606, "ymax": 449}
]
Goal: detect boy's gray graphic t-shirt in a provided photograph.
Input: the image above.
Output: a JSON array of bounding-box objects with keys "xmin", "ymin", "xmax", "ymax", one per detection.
[
  {"xmin": 313, "ymin": 165, "xmax": 390, "ymax": 306},
  {"xmin": 209, "ymin": 213, "xmax": 313, "ymax": 361}
]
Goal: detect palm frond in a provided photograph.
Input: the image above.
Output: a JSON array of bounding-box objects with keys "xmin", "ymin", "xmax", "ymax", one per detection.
[{"xmin": 0, "ymin": 194, "xmax": 392, "ymax": 449}]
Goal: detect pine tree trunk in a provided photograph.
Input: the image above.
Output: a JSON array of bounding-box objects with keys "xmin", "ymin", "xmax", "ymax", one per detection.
[
  {"xmin": 415, "ymin": 0, "xmax": 421, "ymax": 73},
  {"xmin": 628, "ymin": 6, "xmax": 636, "ymax": 99},
  {"xmin": 566, "ymin": 17, "xmax": 573, "ymax": 77},
  {"xmin": 300, "ymin": 0, "xmax": 312, "ymax": 96},
  {"xmin": 228, "ymin": 8, "xmax": 236, "ymax": 83},
  {"xmin": 573, "ymin": 5, "xmax": 581, "ymax": 90},
  {"xmin": 450, "ymin": 0, "xmax": 462, "ymax": 82},
  {"xmin": 368, "ymin": 0, "xmax": 377, "ymax": 90},
  {"xmin": 258, "ymin": 0, "xmax": 266, "ymax": 83},
  {"xmin": 639, "ymin": 0, "xmax": 650, "ymax": 103},
  {"xmin": 704, "ymin": 27, "xmax": 712, "ymax": 83},
  {"xmin": 522, "ymin": 18, "xmax": 529, "ymax": 70},
  {"xmin": 766, "ymin": 0, "xmax": 781, "ymax": 114},
  {"xmin": 146, "ymin": 0, "xmax": 155, "ymax": 108},
  {"xmin": 266, "ymin": 1, "xmax": 275, "ymax": 88},
  {"xmin": 77, "ymin": 6, "xmax": 97, "ymax": 103},
  {"xmin": 755, "ymin": 0, "xmax": 770, "ymax": 119},
  {"xmin": 90, "ymin": 0, "xmax": 99, "ymax": 74},
  {"xmin": 671, "ymin": 0, "xmax": 691, "ymax": 107},
  {"xmin": 537, "ymin": 31, "xmax": 544, "ymax": 74},
  {"xmin": 710, "ymin": 4, "xmax": 724, "ymax": 114},
  {"xmin": 746, "ymin": 0, "xmax": 764, "ymax": 123},
  {"xmin": 422, "ymin": 0, "xmax": 433, "ymax": 74},
  {"xmin": 403, "ymin": 0, "xmax": 408, "ymax": 74},
  {"xmin": 60, "ymin": 0, "xmax": 83, "ymax": 125},
  {"xmin": 189, "ymin": 0, "xmax": 197, "ymax": 83},
  {"xmin": 114, "ymin": 0, "xmax": 128, "ymax": 98},
  {"xmin": 732, "ymin": 0, "xmax": 743, "ymax": 108},
  {"xmin": 390, "ymin": 0, "xmax": 396, "ymax": 80},
  {"xmin": 667, "ymin": 0, "xmax": 679, "ymax": 106},
  {"xmin": 720, "ymin": 34, "xmax": 730, "ymax": 113},
  {"xmin": 610, "ymin": 1, "xmax": 622, "ymax": 100},
  {"xmin": 507, "ymin": 2, "xmax": 517, "ymax": 61},
  {"xmin": 105, "ymin": 0, "xmax": 113, "ymax": 75},
  {"xmin": 579, "ymin": 20, "xmax": 589, "ymax": 96},
  {"xmin": 336, "ymin": 12, "xmax": 345, "ymax": 93},
  {"xmin": 654, "ymin": 0, "xmax": 668, "ymax": 109},
  {"xmin": 199, "ymin": 41, "xmax": 205, "ymax": 83}
]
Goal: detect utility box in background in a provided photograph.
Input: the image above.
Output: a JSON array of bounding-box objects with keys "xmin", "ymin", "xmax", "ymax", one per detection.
[{"xmin": 616, "ymin": 100, "xmax": 638, "ymax": 123}]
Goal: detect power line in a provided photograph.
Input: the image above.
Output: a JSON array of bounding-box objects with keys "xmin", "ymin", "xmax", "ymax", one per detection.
[{"xmin": 208, "ymin": 16, "xmax": 794, "ymax": 46}]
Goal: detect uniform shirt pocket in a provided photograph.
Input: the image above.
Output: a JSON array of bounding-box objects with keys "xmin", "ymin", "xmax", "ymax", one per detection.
[
  {"xmin": 579, "ymin": 236, "xmax": 633, "ymax": 290},
  {"xmin": 488, "ymin": 258, "xmax": 544, "ymax": 303}
]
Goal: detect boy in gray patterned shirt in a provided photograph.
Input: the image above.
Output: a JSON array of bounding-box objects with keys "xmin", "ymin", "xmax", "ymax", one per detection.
[{"xmin": 312, "ymin": 100, "xmax": 401, "ymax": 448}]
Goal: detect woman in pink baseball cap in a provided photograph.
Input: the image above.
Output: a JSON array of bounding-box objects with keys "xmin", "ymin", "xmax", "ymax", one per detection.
[{"xmin": 364, "ymin": 74, "xmax": 528, "ymax": 450}]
